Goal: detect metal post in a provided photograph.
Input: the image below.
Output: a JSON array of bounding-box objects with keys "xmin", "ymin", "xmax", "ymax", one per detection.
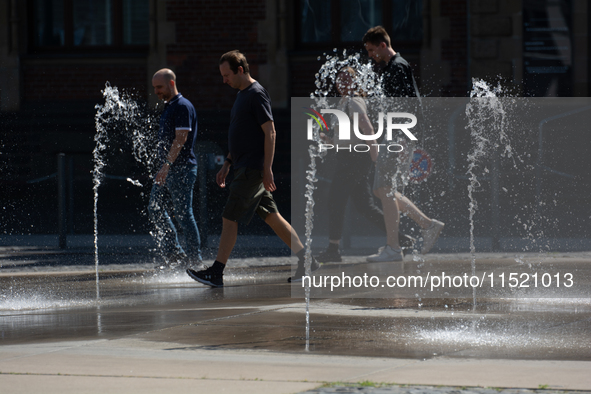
[
  {"xmin": 57, "ymin": 153, "xmax": 67, "ymax": 249},
  {"xmin": 68, "ymin": 156, "xmax": 75, "ymax": 234}
]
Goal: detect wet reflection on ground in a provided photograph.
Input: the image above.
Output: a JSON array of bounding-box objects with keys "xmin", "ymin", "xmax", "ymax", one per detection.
[{"xmin": 1, "ymin": 263, "xmax": 590, "ymax": 361}]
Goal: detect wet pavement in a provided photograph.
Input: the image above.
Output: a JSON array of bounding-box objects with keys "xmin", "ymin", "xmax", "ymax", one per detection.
[{"xmin": 1, "ymin": 248, "xmax": 590, "ymax": 393}]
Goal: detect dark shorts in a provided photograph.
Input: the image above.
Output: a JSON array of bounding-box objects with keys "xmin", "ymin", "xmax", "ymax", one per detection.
[{"xmin": 222, "ymin": 167, "xmax": 278, "ymax": 224}]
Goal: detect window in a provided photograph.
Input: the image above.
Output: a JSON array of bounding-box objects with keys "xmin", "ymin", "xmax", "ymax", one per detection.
[
  {"xmin": 301, "ymin": 0, "xmax": 332, "ymax": 43},
  {"xmin": 522, "ymin": 0, "xmax": 573, "ymax": 96},
  {"xmin": 30, "ymin": 0, "xmax": 149, "ymax": 51},
  {"xmin": 298, "ymin": 0, "xmax": 422, "ymax": 47},
  {"xmin": 340, "ymin": 0, "xmax": 383, "ymax": 42},
  {"xmin": 123, "ymin": 0, "xmax": 149, "ymax": 45},
  {"xmin": 33, "ymin": 0, "xmax": 65, "ymax": 46},
  {"xmin": 73, "ymin": 0, "xmax": 112, "ymax": 46}
]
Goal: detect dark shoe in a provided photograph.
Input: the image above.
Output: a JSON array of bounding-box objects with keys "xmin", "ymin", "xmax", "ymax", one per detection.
[
  {"xmin": 316, "ymin": 247, "xmax": 342, "ymax": 263},
  {"xmin": 288, "ymin": 257, "xmax": 320, "ymax": 283},
  {"xmin": 399, "ymin": 233, "xmax": 416, "ymax": 248},
  {"xmin": 186, "ymin": 266, "xmax": 223, "ymax": 287},
  {"xmin": 155, "ymin": 250, "xmax": 189, "ymax": 272}
]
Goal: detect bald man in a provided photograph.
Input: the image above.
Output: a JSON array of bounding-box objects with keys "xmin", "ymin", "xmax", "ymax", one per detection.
[{"xmin": 148, "ymin": 68, "xmax": 202, "ymax": 270}]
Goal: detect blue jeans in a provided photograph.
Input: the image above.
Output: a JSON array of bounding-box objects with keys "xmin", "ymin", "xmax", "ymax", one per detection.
[{"xmin": 148, "ymin": 164, "xmax": 202, "ymax": 261}]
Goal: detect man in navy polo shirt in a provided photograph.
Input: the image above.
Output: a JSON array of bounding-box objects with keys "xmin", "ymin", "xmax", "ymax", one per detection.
[{"xmin": 149, "ymin": 68, "xmax": 202, "ymax": 270}]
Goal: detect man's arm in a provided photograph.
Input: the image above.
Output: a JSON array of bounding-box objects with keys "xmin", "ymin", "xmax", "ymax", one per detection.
[
  {"xmin": 154, "ymin": 128, "xmax": 189, "ymax": 185},
  {"xmin": 216, "ymin": 153, "xmax": 232, "ymax": 188},
  {"xmin": 261, "ymin": 120, "xmax": 276, "ymax": 192}
]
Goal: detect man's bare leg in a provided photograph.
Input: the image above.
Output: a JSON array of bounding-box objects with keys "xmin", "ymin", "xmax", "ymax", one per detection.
[
  {"xmin": 216, "ymin": 218, "xmax": 238, "ymax": 264},
  {"xmin": 264, "ymin": 212, "xmax": 305, "ymax": 254},
  {"xmin": 266, "ymin": 212, "xmax": 319, "ymax": 281},
  {"xmin": 376, "ymin": 187, "xmax": 401, "ymax": 249},
  {"xmin": 186, "ymin": 217, "xmax": 234, "ymax": 286},
  {"xmin": 395, "ymin": 192, "xmax": 433, "ymax": 229}
]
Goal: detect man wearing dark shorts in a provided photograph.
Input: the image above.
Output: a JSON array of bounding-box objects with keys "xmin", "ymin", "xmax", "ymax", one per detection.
[{"xmin": 186, "ymin": 50, "xmax": 318, "ymax": 287}]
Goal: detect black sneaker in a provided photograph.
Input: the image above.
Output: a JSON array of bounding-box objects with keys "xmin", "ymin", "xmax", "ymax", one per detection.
[
  {"xmin": 316, "ymin": 247, "xmax": 342, "ymax": 263},
  {"xmin": 288, "ymin": 257, "xmax": 320, "ymax": 283},
  {"xmin": 186, "ymin": 266, "xmax": 223, "ymax": 288}
]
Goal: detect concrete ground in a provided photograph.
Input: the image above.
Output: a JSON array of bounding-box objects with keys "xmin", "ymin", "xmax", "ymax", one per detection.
[{"xmin": 0, "ymin": 244, "xmax": 590, "ymax": 393}]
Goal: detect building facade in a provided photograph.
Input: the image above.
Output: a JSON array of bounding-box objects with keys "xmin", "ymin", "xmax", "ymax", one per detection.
[{"xmin": 0, "ymin": 0, "xmax": 589, "ymax": 239}]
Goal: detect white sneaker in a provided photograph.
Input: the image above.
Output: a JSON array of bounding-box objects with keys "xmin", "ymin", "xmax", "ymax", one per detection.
[
  {"xmin": 421, "ymin": 220, "xmax": 445, "ymax": 254},
  {"xmin": 366, "ymin": 245, "xmax": 403, "ymax": 262}
]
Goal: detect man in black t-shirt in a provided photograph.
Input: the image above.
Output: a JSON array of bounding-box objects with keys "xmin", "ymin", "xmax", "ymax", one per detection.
[
  {"xmin": 186, "ymin": 50, "xmax": 318, "ymax": 287},
  {"xmin": 363, "ymin": 26, "xmax": 420, "ymax": 98},
  {"xmin": 361, "ymin": 26, "xmax": 445, "ymax": 261}
]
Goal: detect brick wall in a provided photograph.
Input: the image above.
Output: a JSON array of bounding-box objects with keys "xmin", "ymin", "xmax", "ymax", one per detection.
[
  {"xmin": 164, "ymin": 0, "xmax": 269, "ymax": 110},
  {"xmin": 441, "ymin": 0, "xmax": 468, "ymax": 96},
  {"xmin": 22, "ymin": 64, "xmax": 147, "ymax": 102},
  {"xmin": 290, "ymin": 57, "xmax": 322, "ymax": 98}
]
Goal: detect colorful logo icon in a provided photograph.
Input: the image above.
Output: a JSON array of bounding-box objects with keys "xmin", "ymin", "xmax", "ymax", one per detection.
[{"xmin": 303, "ymin": 107, "xmax": 328, "ymax": 132}]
